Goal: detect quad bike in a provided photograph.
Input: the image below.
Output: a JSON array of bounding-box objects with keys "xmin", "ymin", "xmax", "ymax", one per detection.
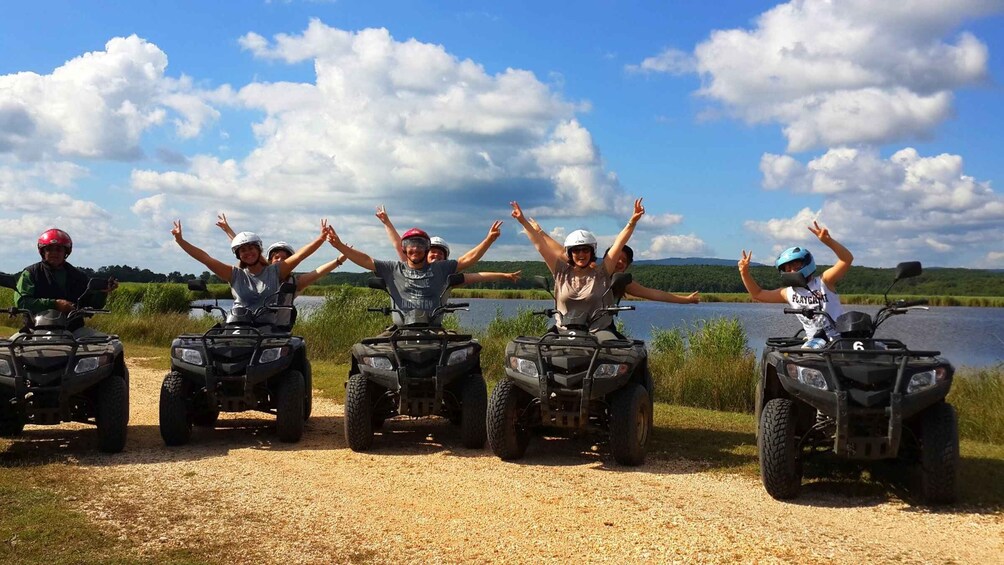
[
  {"xmin": 757, "ymin": 261, "xmax": 958, "ymax": 503},
  {"xmin": 344, "ymin": 273, "xmax": 486, "ymax": 451},
  {"xmin": 0, "ymin": 274, "xmax": 128, "ymax": 453},
  {"xmin": 487, "ymin": 272, "xmax": 653, "ymax": 466},
  {"xmin": 159, "ymin": 279, "xmax": 311, "ymax": 446}
]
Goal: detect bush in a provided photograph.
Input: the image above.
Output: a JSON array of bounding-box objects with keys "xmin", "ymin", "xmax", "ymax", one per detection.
[
  {"xmin": 139, "ymin": 284, "xmax": 192, "ymax": 315},
  {"xmin": 649, "ymin": 317, "xmax": 757, "ymax": 413},
  {"xmin": 474, "ymin": 308, "xmax": 550, "ymax": 386}
]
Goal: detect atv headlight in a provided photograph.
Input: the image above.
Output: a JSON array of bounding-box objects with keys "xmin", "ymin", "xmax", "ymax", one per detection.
[
  {"xmin": 174, "ymin": 347, "xmax": 204, "ymax": 366},
  {"xmin": 509, "ymin": 357, "xmax": 539, "ymax": 378},
  {"xmin": 362, "ymin": 356, "xmax": 394, "ymax": 370},
  {"xmin": 447, "ymin": 346, "xmax": 473, "ymax": 365},
  {"xmin": 259, "ymin": 346, "xmax": 289, "ymax": 364},
  {"xmin": 73, "ymin": 355, "xmax": 110, "ymax": 374},
  {"xmin": 907, "ymin": 367, "xmax": 947, "ymax": 394},
  {"xmin": 785, "ymin": 364, "xmax": 828, "ymax": 391},
  {"xmin": 593, "ymin": 363, "xmax": 628, "ymax": 378},
  {"xmin": 0, "ymin": 358, "xmax": 11, "ymax": 376}
]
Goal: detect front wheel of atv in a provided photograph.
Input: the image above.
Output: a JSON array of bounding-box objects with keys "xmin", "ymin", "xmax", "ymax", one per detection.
[
  {"xmin": 159, "ymin": 371, "xmax": 192, "ymax": 446},
  {"xmin": 919, "ymin": 402, "xmax": 959, "ymax": 505},
  {"xmin": 275, "ymin": 370, "xmax": 305, "ymax": 443},
  {"xmin": 609, "ymin": 384, "xmax": 650, "ymax": 466},
  {"xmin": 759, "ymin": 398, "xmax": 803, "ymax": 500},
  {"xmin": 344, "ymin": 373, "xmax": 374, "ymax": 451},
  {"xmin": 95, "ymin": 375, "xmax": 128, "ymax": 453},
  {"xmin": 459, "ymin": 374, "xmax": 487, "ymax": 449},
  {"xmin": 487, "ymin": 379, "xmax": 531, "ymax": 460}
]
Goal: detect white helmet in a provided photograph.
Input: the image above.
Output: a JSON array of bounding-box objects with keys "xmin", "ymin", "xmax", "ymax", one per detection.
[
  {"xmin": 563, "ymin": 229, "xmax": 598, "ymax": 254},
  {"xmin": 231, "ymin": 231, "xmax": 263, "ymax": 257},
  {"xmin": 429, "ymin": 236, "xmax": 450, "ymax": 258},
  {"xmin": 266, "ymin": 241, "xmax": 295, "ymax": 260}
]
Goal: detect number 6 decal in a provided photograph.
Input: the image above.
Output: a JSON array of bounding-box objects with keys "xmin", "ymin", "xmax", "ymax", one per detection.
[{"xmin": 853, "ymin": 341, "xmax": 865, "ymax": 350}]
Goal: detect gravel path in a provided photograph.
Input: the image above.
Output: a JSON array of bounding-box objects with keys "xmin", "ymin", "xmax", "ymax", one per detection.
[{"xmin": 3, "ymin": 359, "xmax": 1002, "ymax": 564}]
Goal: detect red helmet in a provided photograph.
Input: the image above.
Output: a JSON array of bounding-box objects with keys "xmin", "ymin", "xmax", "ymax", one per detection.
[
  {"xmin": 400, "ymin": 228, "xmax": 431, "ymax": 246},
  {"xmin": 37, "ymin": 229, "xmax": 72, "ymax": 257}
]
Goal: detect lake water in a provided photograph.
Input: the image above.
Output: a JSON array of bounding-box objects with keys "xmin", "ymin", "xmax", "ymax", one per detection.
[{"xmin": 194, "ymin": 297, "xmax": 1004, "ymax": 368}]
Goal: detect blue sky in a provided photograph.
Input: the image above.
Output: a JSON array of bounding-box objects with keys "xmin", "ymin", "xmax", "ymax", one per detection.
[{"xmin": 1, "ymin": 0, "xmax": 1002, "ymax": 273}]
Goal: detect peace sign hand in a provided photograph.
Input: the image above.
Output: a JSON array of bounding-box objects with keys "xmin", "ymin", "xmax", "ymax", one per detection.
[
  {"xmin": 738, "ymin": 250, "xmax": 752, "ymax": 274},
  {"xmin": 509, "ymin": 201, "xmax": 524, "ymax": 222},
  {"xmin": 487, "ymin": 220, "xmax": 503, "ymax": 241},
  {"xmin": 172, "ymin": 220, "xmax": 184, "ymax": 242},
  {"xmin": 808, "ymin": 220, "xmax": 831, "ymax": 244},
  {"xmin": 375, "ymin": 205, "xmax": 390, "ymax": 225},
  {"xmin": 630, "ymin": 198, "xmax": 645, "ymax": 223}
]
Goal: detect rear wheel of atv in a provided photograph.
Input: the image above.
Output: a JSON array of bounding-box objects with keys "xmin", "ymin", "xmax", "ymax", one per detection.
[
  {"xmin": 275, "ymin": 370, "xmax": 305, "ymax": 443},
  {"xmin": 609, "ymin": 384, "xmax": 650, "ymax": 466},
  {"xmin": 344, "ymin": 373, "xmax": 374, "ymax": 451},
  {"xmin": 95, "ymin": 375, "xmax": 128, "ymax": 453},
  {"xmin": 487, "ymin": 379, "xmax": 530, "ymax": 460},
  {"xmin": 919, "ymin": 402, "xmax": 959, "ymax": 505},
  {"xmin": 459, "ymin": 373, "xmax": 487, "ymax": 449},
  {"xmin": 159, "ymin": 371, "xmax": 192, "ymax": 446},
  {"xmin": 0, "ymin": 414, "xmax": 24, "ymax": 437},
  {"xmin": 303, "ymin": 362, "xmax": 313, "ymax": 421},
  {"xmin": 759, "ymin": 398, "xmax": 802, "ymax": 500},
  {"xmin": 192, "ymin": 407, "xmax": 220, "ymax": 428}
]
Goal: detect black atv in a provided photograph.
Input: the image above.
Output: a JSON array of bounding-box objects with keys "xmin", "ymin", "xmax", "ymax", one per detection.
[
  {"xmin": 344, "ymin": 273, "xmax": 486, "ymax": 451},
  {"xmin": 0, "ymin": 274, "xmax": 128, "ymax": 453},
  {"xmin": 159, "ymin": 279, "xmax": 311, "ymax": 446},
  {"xmin": 757, "ymin": 261, "xmax": 959, "ymax": 503},
  {"xmin": 487, "ymin": 272, "xmax": 653, "ymax": 466}
]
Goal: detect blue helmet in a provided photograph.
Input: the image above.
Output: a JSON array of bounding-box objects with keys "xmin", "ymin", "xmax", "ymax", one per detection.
[{"xmin": 775, "ymin": 246, "xmax": 816, "ymax": 279}]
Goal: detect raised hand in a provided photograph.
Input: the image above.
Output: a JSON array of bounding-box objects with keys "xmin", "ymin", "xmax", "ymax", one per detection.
[
  {"xmin": 686, "ymin": 291, "xmax": 700, "ymax": 304},
  {"xmin": 509, "ymin": 201, "xmax": 524, "ymax": 222},
  {"xmin": 630, "ymin": 198, "xmax": 645, "ymax": 224},
  {"xmin": 375, "ymin": 205, "xmax": 390, "ymax": 225},
  {"xmin": 216, "ymin": 213, "xmax": 230, "ymax": 232},
  {"xmin": 487, "ymin": 220, "xmax": 503, "ymax": 241},
  {"xmin": 325, "ymin": 224, "xmax": 342, "ymax": 247},
  {"xmin": 738, "ymin": 250, "xmax": 752, "ymax": 274},
  {"xmin": 172, "ymin": 220, "xmax": 184, "ymax": 242},
  {"xmin": 807, "ymin": 220, "xmax": 831, "ymax": 244},
  {"xmin": 319, "ymin": 218, "xmax": 329, "ymax": 238}
]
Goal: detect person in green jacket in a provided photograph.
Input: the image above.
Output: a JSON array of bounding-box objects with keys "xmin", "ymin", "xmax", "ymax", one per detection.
[{"xmin": 14, "ymin": 229, "xmax": 117, "ymax": 336}]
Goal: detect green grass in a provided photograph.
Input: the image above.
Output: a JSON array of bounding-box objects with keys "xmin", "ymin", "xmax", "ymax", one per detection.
[{"xmin": 949, "ymin": 367, "xmax": 1004, "ymax": 444}]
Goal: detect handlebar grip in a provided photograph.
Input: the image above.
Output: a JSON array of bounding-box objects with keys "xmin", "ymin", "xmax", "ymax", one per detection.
[
  {"xmin": 783, "ymin": 308, "xmax": 804, "ymax": 315},
  {"xmin": 448, "ymin": 303, "xmax": 470, "ymax": 308}
]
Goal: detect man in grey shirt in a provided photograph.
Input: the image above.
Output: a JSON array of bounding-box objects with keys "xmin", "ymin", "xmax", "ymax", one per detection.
[{"xmin": 325, "ymin": 225, "xmax": 498, "ymax": 327}]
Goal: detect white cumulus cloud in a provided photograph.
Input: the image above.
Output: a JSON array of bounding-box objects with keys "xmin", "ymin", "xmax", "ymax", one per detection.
[{"xmin": 633, "ymin": 0, "xmax": 1000, "ymax": 151}]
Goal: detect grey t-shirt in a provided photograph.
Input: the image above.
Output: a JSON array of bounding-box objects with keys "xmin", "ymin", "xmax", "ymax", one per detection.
[
  {"xmin": 373, "ymin": 259, "xmax": 459, "ymax": 326},
  {"xmin": 230, "ymin": 263, "xmax": 282, "ymax": 313}
]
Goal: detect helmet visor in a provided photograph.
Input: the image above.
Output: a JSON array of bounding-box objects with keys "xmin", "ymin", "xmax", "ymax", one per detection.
[{"xmin": 402, "ymin": 237, "xmax": 430, "ymax": 251}]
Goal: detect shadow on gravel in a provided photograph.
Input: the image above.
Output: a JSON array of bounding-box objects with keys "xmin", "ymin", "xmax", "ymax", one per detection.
[{"xmin": 777, "ymin": 455, "xmax": 1004, "ymax": 514}]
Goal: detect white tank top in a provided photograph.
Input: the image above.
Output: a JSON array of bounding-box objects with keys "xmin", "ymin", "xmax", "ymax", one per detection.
[{"xmin": 784, "ymin": 277, "xmax": 844, "ymax": 340}]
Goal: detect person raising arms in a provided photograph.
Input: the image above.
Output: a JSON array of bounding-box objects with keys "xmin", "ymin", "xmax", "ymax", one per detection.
[
  {"xmin": 738, "ymin": 221, "xmax": 853, "ymax": 342},
  {"xmin": 171, "ymin": 219, "xmax": 327, "ymax": 324},
  {"xmin": 215, "ymin": 213, "xmax": 349, "ymax": 291},
  {"xmin": 512, "ymin": 206, "xmax": 700, "ymax": 305},
  {"xmin": 509, "ymin": 198, "xmax": 644, "ymax": 340}
]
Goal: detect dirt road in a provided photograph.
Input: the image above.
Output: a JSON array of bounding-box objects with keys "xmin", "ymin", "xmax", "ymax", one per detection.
[{"xmin": 3, "ymin": 359, "xmax": 1002, "ymax": 564}]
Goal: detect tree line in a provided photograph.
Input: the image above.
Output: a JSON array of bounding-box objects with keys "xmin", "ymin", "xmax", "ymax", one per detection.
[{"xmin": 54, "ymin": 262, "xmax": 1004, "ymax": 297}]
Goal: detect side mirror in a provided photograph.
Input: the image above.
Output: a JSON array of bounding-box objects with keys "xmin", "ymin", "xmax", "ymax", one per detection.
[
  {"xmin": 532, "ymin": 276, "xmax": 551, "ymax": 291},
  {"xmin": 87, "ymin": 277, "xmax": 110, "ymax": 292},
  {"xmin": 894, "ymin": 261, "xmax": 922, "ymax": 280},
  {"xmin": 779, "ymin": 271, "xmax": 809, "ymax": 289},
  {"xmin": 188, "ymin": 279, "xmax": 208, "ymax": 292},
  {"xmin": 447, "ymin": 273, "xmax": 466, "ymax": 287},
  {"xmin": 610, "ymin": 272, "xmax": 633, "ymax": 295},
  {"xmin": 279, "ymin": 281, "xmax": 297, "ymax": 294},
  {"xmin": 367, "ymin": 277, "xmax": 388, "ymax": 292},
  {"xmin": 0, "ymin": 273, "xmax": 17, "ymax": 290}
]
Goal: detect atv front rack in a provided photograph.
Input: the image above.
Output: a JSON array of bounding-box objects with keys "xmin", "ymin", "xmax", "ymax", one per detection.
[
  {"xmin": 770, "ymin": 337, "xmax": 946, "ymax": 459},
  {"xmin": 513, "ymin": 332, "xmax": 637, "ymax": 428}
]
